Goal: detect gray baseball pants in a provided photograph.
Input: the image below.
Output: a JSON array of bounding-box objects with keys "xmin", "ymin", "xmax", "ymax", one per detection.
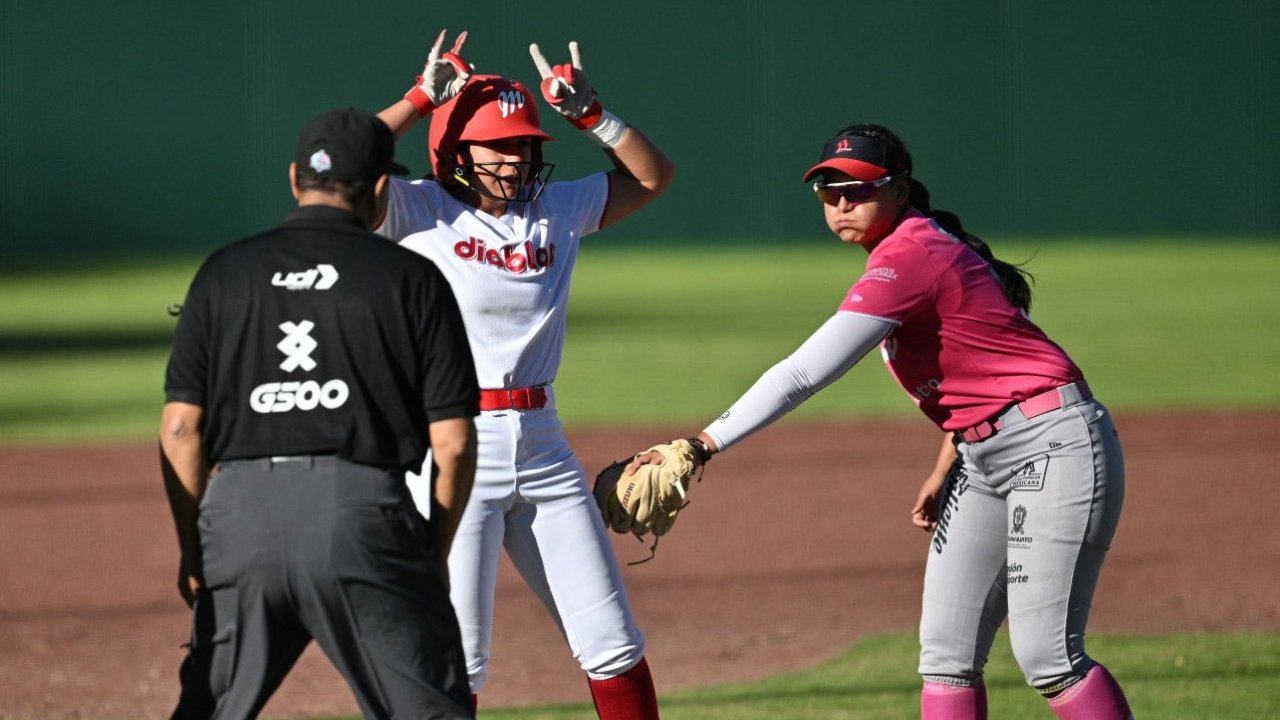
[
  {"xmin": 169, "ymin": 456, "xmax": 473, "ymax": 720},
  {"xmin": 918, "ymin": 392, "xmax": 1125, "ymax": 692}
]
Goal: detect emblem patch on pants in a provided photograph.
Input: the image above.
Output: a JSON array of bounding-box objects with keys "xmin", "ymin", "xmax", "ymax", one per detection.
[
  {"xmin": 1009, "ymin": 504, "xmax": 1033, "ymax": 549},
  {"xmin": 1010, "ymin": 455, "xmax": 1049, "ymax": 492}
]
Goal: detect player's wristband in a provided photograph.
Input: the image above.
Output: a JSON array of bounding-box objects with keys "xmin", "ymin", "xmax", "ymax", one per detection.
[
  {"xmin": 686, "ymin": 437, "xmax": 713, "ymax": 465},
  {"xmin": 404, "ymin": 80, "xmax": 436, "ymax": 117},
  {"xmin": 582, "ymin": 109, "xmax": 627, "ymax": 149},
  {"xmin": 568, "ymin": 98, "xmax": 604, "ymax": 130}
]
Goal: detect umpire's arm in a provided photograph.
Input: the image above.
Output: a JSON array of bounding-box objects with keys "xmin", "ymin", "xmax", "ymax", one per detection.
[
  {"xmin": 160, "ymin": 401, "xmax": 208, "ymax": 607},
  {"xmin": 427, "ymin": 417, "xmax": 477, "ymax": 581}
]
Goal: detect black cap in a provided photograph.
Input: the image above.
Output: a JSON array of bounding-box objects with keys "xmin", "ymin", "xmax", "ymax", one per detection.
[
  {"xmin": 802, "ymin": 134, "xmax": 908, "ymax": 183},
  {"xmin": 295, "ymin": 107, "xmax": 409, "ymax": 182}
]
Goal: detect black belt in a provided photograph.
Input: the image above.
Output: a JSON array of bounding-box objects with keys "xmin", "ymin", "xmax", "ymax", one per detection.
[{"xmin": 219, "ymin": 455, "xmax": 340, "ymax": 470}]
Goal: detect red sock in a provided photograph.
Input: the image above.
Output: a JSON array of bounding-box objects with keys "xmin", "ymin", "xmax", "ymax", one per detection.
[
  {"xmin": 587, "ymin": 657, "xmax": 660, "ymax": 720},
  {"xmin": 471, "ymin": 694, "xmax": 478, "ymax": 715}
]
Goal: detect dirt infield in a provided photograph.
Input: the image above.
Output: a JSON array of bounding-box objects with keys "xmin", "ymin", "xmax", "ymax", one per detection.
[{"xmin": 2, "ymin": 410, "xmax": 1278, "ymax": 720}]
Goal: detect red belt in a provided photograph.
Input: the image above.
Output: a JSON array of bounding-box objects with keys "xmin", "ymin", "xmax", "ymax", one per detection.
[
  {"xmin": 956, "ymin": 381, "xmax": 1092, "ymax": 443},
  {"xmin": 479, "ymin": 387, "xmax": 547, "ymax": 411}
]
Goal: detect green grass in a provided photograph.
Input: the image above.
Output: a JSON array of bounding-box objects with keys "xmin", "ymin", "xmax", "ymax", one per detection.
[
  {"xmin": 0, "ymin": 260, "xmax": 192, "ymax": 333},
  {"xmin": 2, "ymin": 238, "xmax": 1279, "ymax": 443},
  {"xmin": 0, "ymin": 260, "xmax": 188, "ymax": 443},
  {"xmin": 305, "ymin": 630, "xmax": 1280, "ymax": 720}
]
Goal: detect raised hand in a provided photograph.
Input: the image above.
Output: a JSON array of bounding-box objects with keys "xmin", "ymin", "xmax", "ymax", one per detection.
[
  {"xmin": 529, "ymin": 41, "xmax": 602, "ymax": 128},
  {"xmin": 405, "ymin": 30, "xmax": 472, "ymax": 116}
]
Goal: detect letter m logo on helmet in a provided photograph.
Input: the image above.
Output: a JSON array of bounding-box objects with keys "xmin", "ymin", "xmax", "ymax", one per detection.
[
  {"xmin": 429, "ymin": 75, "xmax": 555, "ymax": 179},
  {"xmin": 497, "ymin": 89, "xmax": 526, "ymax": 118}
]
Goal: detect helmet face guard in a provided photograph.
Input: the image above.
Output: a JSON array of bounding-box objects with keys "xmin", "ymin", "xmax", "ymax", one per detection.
[
  {"xmin": 429, "ymin": 75, "xmax": 555, "ymax": 203},
  {"xmin": 452, "ymin": 155, "xmax": 556, "ymax": 203}
]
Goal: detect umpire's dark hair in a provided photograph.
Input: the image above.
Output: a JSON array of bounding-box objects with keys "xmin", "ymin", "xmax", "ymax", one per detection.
[
  {"xmin": 294, "ymin": 174, "xmax": 375, "ymax": 208},
  {"xmin": 835, "ymin": 124, "xmax": 1035, "ymax": 311}
]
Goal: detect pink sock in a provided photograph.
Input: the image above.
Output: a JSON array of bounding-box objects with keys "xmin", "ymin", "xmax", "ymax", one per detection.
[
  {"xmin": 1046, "ymin": 665, "xmax": 1133, "ymax": 720},
  {"xmin": 587, "ymin": 657, "xmax": 660, "ymax": 720},
  {"xmin": 921, "ymin": 680, "xmax": 988, "ymax": 720}
]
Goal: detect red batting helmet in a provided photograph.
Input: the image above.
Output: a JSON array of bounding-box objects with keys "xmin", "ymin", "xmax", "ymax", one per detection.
[{"xmin": 429, "ymin": 75, "xmax": 555, "ymax": 180}]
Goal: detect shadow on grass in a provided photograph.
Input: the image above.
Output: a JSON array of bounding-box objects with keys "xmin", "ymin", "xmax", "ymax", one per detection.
[{"xmin": 0, "ymin": 329, "xmax": 174, "ymax": 356}]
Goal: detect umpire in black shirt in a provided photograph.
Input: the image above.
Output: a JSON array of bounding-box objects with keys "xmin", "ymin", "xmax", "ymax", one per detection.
[{"xmin": 160, "ymin": 107, "xmax": 479, "ymax": 720}]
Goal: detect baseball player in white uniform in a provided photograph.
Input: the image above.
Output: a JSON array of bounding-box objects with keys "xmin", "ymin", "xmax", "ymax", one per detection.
[{"xmin": 373, "ymin": 32, "xmax": 674, "ymax": 719}]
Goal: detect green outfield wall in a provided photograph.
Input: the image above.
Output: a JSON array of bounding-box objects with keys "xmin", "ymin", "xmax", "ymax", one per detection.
[{"xmin": 2, "ymin": 0, "xmax": 1275, "ymax": 259}]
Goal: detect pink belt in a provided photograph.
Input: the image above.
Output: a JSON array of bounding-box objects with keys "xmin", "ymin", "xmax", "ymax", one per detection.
[{"xmin": 955, "ymin": 381, "xmax": 1092, "ymax": 443}]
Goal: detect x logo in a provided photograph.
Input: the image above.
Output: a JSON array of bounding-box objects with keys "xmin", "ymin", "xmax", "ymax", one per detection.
[{"xmin": 277, "ymin": 320, "xmax": 318, "ymax": 372}]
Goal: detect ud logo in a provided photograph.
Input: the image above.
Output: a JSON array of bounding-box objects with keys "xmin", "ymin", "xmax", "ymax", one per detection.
[
  {"xmin": 1012, "ymin": 505, "xmax": 1027, "ymax": 534},
  {"xmin": 1011, "ymin": 455, "xmax": 1049, "ymax": 492},
  {"xmin": 835, "ymin": 138, "xmax": 851, "ymax": 153},
  {"xmin": 272, "ymin": 264, "xmax": 338, "ymax": 291}
]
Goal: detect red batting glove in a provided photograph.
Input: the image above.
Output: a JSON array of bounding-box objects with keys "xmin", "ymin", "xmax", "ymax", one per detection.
[
  {"xmin": 405, "ymin": 29, "xmax": 472, "ymax": 117},
  {"xmin": 530, "ymin": 42, "xmax": 603, "ymax": 129}
]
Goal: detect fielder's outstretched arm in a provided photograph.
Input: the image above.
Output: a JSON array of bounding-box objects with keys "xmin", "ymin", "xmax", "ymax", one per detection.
[
  {"xmin": 701, "ymin": 311, "xmax": 896, "ymax": 453},
  {"xmin": 629, "ymin": 311, "xmax": 894, "ymax": 471},
  {"xmin": 529, "ymin": 41, "xmax": 675, "ymax": 228}
]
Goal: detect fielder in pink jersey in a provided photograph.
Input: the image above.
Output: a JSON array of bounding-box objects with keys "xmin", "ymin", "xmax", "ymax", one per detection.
[
  {"xmin": 373, "ymin": 32, "xmax": 674, "ymax": 719},
  {"xmin": 628, "ymin": 124, "xmax": 1134, "ymax": 720}
]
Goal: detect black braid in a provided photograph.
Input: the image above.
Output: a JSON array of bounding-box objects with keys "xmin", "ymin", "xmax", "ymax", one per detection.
[{"xmin": 834, "ymin": 124, "xmax": 1035, "ymax": 311}]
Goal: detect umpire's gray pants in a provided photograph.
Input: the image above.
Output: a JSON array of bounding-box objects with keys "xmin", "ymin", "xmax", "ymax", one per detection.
[
  {"xmin": 918, "ymin": 395, "xmax": 1125, "ymax": 692},
  {"xmin": 170, "ymin": 456, "xmax": 473, "ymax": 720}
]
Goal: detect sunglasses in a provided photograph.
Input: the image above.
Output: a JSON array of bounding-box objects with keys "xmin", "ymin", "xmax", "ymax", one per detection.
[{"xmin": 813, "ymin": 174, "xmax": 902, "ymax": 206}]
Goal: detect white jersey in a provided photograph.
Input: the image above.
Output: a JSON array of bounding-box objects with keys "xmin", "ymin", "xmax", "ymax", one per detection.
[{"xmin": 377, "ymin": 174, "xmax": 608, "ymax": 388}]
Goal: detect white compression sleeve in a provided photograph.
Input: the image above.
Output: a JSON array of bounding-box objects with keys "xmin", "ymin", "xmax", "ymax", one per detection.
[{"xmin": 703, "ymin": 312, "xmax": 895, "ymax": 452}]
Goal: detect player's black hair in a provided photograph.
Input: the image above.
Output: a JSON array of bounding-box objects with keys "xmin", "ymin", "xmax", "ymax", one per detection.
[
  {"xmin": 835, "ymin": 124, "xmax": 1035, "ymax": 311},
  {"xmin": 295, "ymin": 174, "xmax": 374, "ymax": 207}
]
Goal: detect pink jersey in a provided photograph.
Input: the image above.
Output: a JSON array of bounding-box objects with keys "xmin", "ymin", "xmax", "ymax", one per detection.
[{"xmin": 839, "ymin": 210, "xmax": 1082, "ymax": 430}]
